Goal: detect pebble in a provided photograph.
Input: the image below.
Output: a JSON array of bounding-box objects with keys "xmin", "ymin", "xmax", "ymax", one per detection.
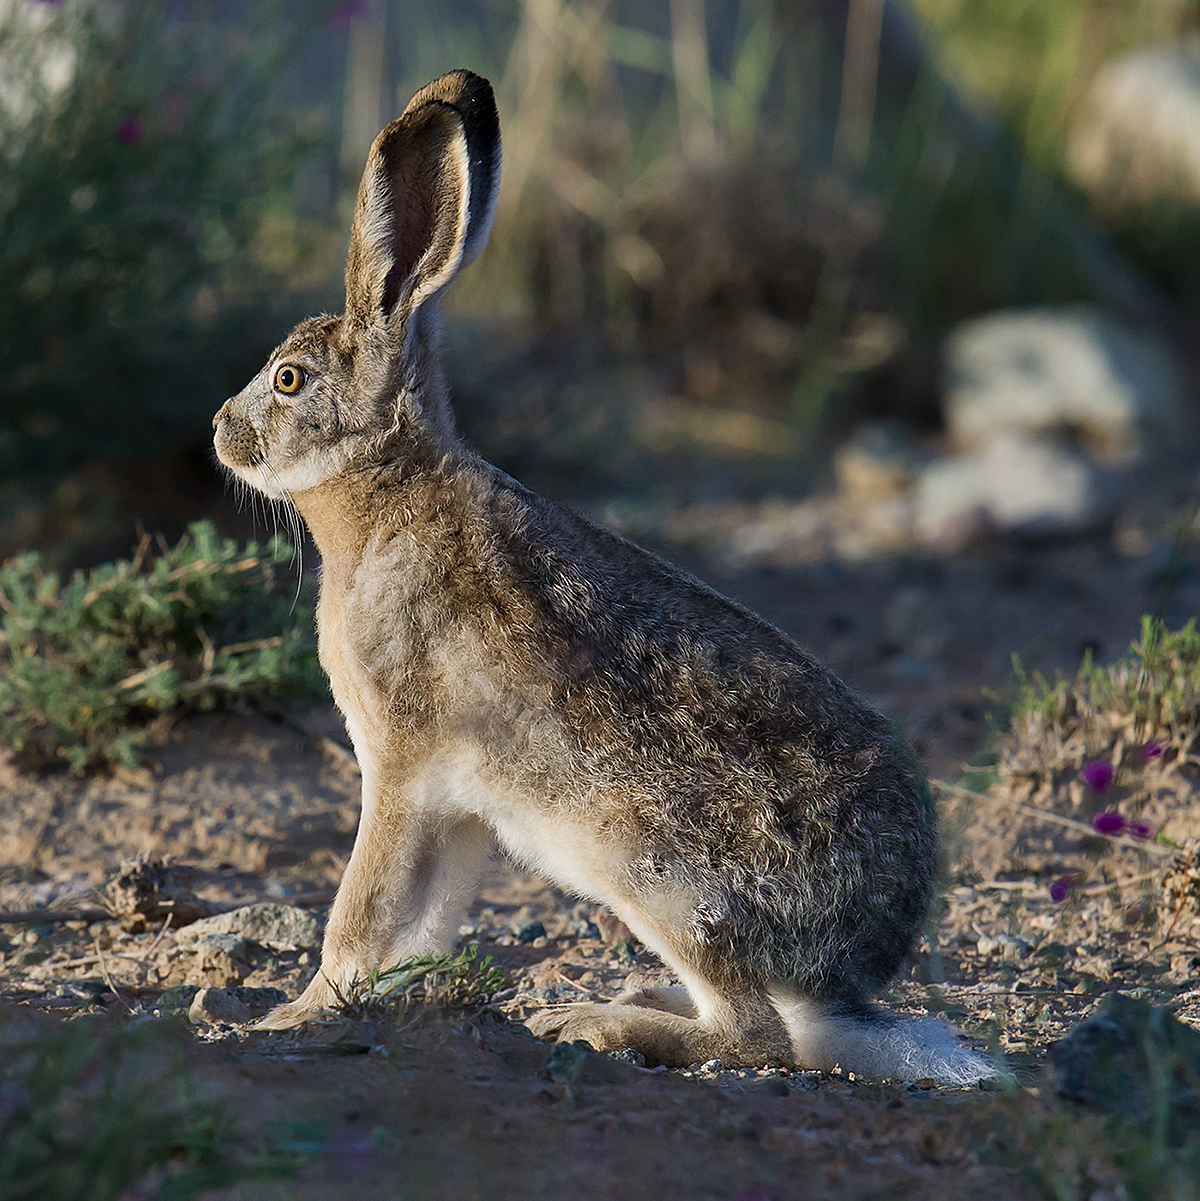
[
  {"xmin": 187, "ymin": 987, "xmax": 253, "ymax": 1026},
  {"xmin": 607, "ymin": 1047, "xmax": 647, "ymax": 1068},
  {"xmin": 513, "ymin": 919, "xmax": 546, "ymax": 944}
]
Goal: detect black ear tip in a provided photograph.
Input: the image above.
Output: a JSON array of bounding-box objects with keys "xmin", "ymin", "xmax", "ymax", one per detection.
[{"xmin": 403, "ymin": 70, "xmax": 498, "ymax": 138}]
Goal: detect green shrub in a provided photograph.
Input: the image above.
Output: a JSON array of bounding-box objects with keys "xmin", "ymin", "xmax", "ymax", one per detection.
[
  {"xmin": 0, "ymin": 520, "xmax": 324, "ymax": 773},
  {"xmin": 996, "ymin": 616, "xmax": 1200, "ymax": 813},
  {"xmin": 330, "ymin": 944, "xmax": 508, "ymax": 1020}
]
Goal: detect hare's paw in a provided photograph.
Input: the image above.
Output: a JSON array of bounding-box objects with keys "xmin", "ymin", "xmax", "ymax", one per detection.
[
  {"xmin": 526, "ymin": 1003, "xmax": 588, "ymax": 1042},
  {"xmin": 526, "ymin": 1002, "xmax": 628, "ymax": 1052},
  {"xmin": 255, "ymin": 976, "xmax": 341, "ymax": 1030},
  {"xmin": 527, "ymin": 1001, "xmax": 708, "ymax": 1067}
]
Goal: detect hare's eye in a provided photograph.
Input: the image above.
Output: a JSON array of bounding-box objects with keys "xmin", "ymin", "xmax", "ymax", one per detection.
[{"xmin": 273, "ymin": 364, "xmax": 306, "ymax": 394}]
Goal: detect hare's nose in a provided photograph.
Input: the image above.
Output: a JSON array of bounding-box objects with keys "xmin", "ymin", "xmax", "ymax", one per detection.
[{"xmin": 213, "ymin": 400, "xmax": 231, "ymax": 429}]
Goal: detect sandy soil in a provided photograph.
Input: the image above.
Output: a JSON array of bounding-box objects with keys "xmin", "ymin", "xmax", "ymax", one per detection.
[{"xmin": 2, "ymin": 537, "xmax": 1198, "ymax": 1200}]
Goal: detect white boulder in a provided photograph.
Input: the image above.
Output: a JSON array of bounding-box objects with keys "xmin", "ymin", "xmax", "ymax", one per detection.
[
  {"xmin": 943, "ymin": 306, "xmax": 1189, "ymax": 465},
  {"xmin": 1068, "ymin": 40, "xmax": 1200, "ymax": 211},
  {"xmin": 915, "ymin": 432, "xmax": 1112, "ymax": 545}
]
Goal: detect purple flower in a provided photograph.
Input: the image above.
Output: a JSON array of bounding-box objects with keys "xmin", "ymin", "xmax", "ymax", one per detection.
[
  {"xmin": 1130, "ymin": 819, "xmax": 1156, "ymax": 840},
  {"xmin": 116, "ymin": 115, "xmax": 143, "ymax": 146},
  {"xmin": 1140, "ymin": 741, "xmax": 1166, "ymax": 762},
  {"xmin": 1050, "ymin": 874, "xmax": 1075, "ymax": 903},
  {"xmin": 326, "ymin": 0, "xmax": 366, "ymax": 32},
  {"xmin": 1079, "ymin": 760, "xmax": 1113, "ymax": 794},
  {"xmin": 1092, "ymin": 810, "xmax": 1127, "ymax": 836}
]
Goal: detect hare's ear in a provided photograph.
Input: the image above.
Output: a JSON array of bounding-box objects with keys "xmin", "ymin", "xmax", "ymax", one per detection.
[{"xmin": 344, "ymin": 69, "xmax": 500, "ymax": 336}]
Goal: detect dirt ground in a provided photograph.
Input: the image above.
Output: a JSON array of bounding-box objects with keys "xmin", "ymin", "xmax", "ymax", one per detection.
[{"xmin": 3, "ymin": 531, "xmax": 1199, "ymax": 1200}]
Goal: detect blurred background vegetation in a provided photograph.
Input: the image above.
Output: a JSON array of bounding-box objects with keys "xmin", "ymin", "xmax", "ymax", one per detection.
[{"xmin": 2, "ymin": 0, "xmax": 1199, "ymax": 565}]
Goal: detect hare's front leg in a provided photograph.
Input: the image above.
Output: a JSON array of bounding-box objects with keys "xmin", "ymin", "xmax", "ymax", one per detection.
[{"xmin": 259, "ymin": 777, "xmax": 493, "ymax": 1029}]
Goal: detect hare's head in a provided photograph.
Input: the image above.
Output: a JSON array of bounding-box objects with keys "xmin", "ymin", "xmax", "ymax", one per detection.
[{"xmin": 214, "ymin": 69, "xmax": 500, "ymax": 499}]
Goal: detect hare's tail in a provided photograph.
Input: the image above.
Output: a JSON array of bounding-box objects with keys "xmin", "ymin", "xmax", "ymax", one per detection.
[{"xmin": 768, "ymin": 988, "xmax": 996, "ymax": 1085}]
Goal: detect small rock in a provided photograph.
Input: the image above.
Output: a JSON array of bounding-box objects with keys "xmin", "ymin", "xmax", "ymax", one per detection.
[
  {"xmin": 594, "ymin": 911, "xmax": 634, "ymax": 948},
  {"xmin": 157, "ymin": 985, "xmax": 200, "ymax": 1015},
  {"xmin": 1171, "ymin": 952, "xmax": 1200, "ymax": 981},
  {"xmin": 833, "ymin": 421, "xmax": 917, "ymax": 501},
  {"xmin": 542, "ymin": 1040, "xmax": 635, "ymax": 1085},
  {"xmin": 185, "ymin": 932, "xmax": 249, "ymax": 958},
  {"xmin": 542, "ymin": 1040, "xmax": 595, "ymax": 1084},
  {"xmin": 976, "ymin": 934, "xmax": 1032, "ymax": 961},
  {"xmin": 1050, "ymin": 992, "xmax": 1200, "ymax": 1140},
  {"xmin": 226, "ymin": 986, "xmax": 288, "ymax": 1014},
  {"xmin": 701, "ymin": 1058, "xmax": 724, "ymax": 1073},
  {"xmin": 175, "ymin": 903, "xmax": 320, "ymax": 954},
  {"xmin": 307, "ymin": 1019, "xmax": 379, "ymax": 1054},
  {"xmin": 188, "ymin": 987, "xmax": 253, "ymax": 1026},
  {"xmin": 513, "ymin": 919, "xmax": 546, "ymax": 944},
  {"xmin": 566, "ymin": 916, "xmax": 602, "ymax": 940},
  {"xmin": 608, "ymin": 1047, "xmax": 647, "ymax": 1068},
  {"xmin": 943, "ymin": 306, "xmax": 1189, "ymax": 465}
]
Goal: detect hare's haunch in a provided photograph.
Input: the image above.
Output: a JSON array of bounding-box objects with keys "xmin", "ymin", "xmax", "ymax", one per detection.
[{"xmin": 214, "ymin": 70, "xmax": 992, "ymax": 1083}]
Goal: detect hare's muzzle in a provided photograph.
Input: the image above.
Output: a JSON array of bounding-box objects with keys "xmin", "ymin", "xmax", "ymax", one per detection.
[{"xmin": 213, "ymin": 402, "xmax": 262, "ymax": 469}]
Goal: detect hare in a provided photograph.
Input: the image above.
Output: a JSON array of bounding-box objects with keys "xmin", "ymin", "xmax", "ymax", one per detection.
[{"xmin": 213, "ymin": 69, "xmax": 993, "ymax": 1083}]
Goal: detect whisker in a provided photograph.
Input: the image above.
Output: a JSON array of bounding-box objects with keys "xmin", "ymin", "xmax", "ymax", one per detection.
[{"xmin": 259, "ymin": 460, "xmax": 306, "ymax": 613}]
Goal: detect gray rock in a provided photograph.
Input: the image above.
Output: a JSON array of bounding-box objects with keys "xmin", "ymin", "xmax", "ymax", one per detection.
[
  {"xmin": 188, "ymin": 987, "xmax": 253, "ymax": 1026},
  {"xmin": 276, "ymin": 1018, "xmax": 380, "ymax": 1054},
  {"xmin": 183, "ymin": 932, "xmax": 250, "ymax": 959},
  {"xmin": 975, "ymin": 934, "xmax": 1032, "ymax": 961},
  {"xmin": 157, "ymin": 985, "xmax": 200, "ymax": 1015},
  {"xmin": 608, "ymin": 1047, "xmax": 647, "ymax": 1068},
  {"xmin": 174, "ymin": 903, "xmax": 320, "ymax": 954},
  {"xmin": 513, "ymin": 919, "xmax": 546, "ymax": 944},
  {"xmin": 1050, "ymin": 992, "xmax": 1200, "ymax": 1142},
  {"xmin": 1068, "ymin": 40, "xmax": 1200, "ymax": 212},
  {"xmin": 541, "ymin": 1040, "xmax": 635, "ymax": 1085},
  {"xmin": 311, "ymin": 1018, "xmax": 379, "ymax": 1054},
  {"xmin": 915, "ymin": 432, "xmax": 1112, "ymax": 546},
  {"xmin": 543, "ymin": 1040, "xmax": 595, "ymax": 1084},
  {"xmin": 227, "ymin": 986, "xmax": 288, "ymax": 1013},
  {"xmin": 185, "ymin": 986, "xmax": 289, "ymax": 1025},
  {"xmin": 943, "ymin": 307, "xmax": 1189, "ymax": 465}
]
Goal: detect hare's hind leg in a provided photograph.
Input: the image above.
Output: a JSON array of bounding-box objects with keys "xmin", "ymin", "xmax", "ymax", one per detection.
[
  {"xmin": 527, "ymin": 983, "xmax": 790, "ymax": 1069},
  {"xmin": 259, "ymin": 789, "xmax": 492, "ymax": 1029},
  {"xmin": 527, "ymin": 908, "xmax": 791, "ymax": 1067}
]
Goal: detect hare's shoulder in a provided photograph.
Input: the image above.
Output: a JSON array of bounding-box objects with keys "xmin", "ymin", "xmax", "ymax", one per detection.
[{"xmin": 488, "ymin": 478, "xmax": 797, "ymax": 651}]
